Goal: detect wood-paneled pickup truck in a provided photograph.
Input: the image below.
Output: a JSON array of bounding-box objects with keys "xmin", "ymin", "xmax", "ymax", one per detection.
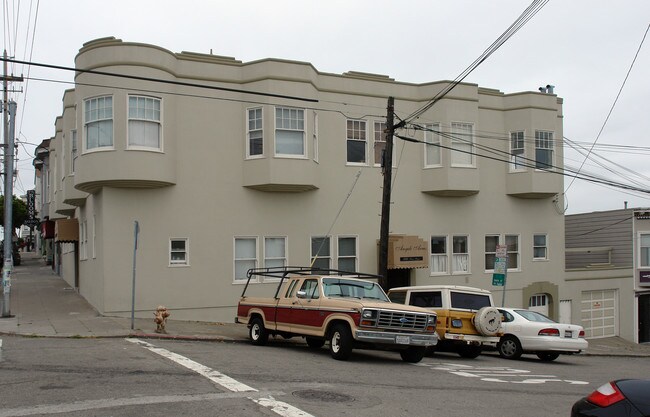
[{"xmin": 236, "ymin": 267, "xmax": 438, "ymax": 362}]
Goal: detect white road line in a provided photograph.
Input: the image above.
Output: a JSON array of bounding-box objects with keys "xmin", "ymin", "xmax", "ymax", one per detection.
[{"xmin": 127, "ymin": 338, "xmax": 316, "ymax": 417}]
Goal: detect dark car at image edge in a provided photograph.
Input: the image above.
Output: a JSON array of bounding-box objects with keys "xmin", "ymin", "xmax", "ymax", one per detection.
[{"xmin": 571, "ymin": 379, "xmax": 650, "ymax": 416}]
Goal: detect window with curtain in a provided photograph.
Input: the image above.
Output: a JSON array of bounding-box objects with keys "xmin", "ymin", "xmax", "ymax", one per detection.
[
  {"xmin": 84, "ymin": 96, "xmax": 113, "ymax": 150},
  {"xmin": 452, "ymin": 235, "xmax": 469, "ymax": 273},
  {"xmin": 264, "ymin": 236, "xmax": 286, "ymax": 268},
  {"xmin": 169, "ymin": 238, "xmax": 189, "ymax": 266},
  {"xmin": 641, "ymin": 234, "xmax": 650, "ymax": 267},
  {"xmin": 510, "ymin": 131, "xmax": 525, "ymax": 171},
  {"xmin": 347, "ymin": 119, "xmax": 367, "ymax": 163},
  {"xmin": 128, "ymin": 96, "xmax": 161, "ymax": 149},
  {"xmin": 247, "ymin": 107, "xmax": 263, "ymax": 157},
  {"xmin": 235, "ymin": 237, "xmax": 257, "ymax": 281},
  {"xmin": 534, "ymin": 234, "xmax": 548, "ymax": 260},
  {"xmin": 311, "ymin": 236, "xmax": 331, "ymax": 272},
  {"xmin": 337, "ymin": 236, "xmax": 357, "ymax": 272},
  {"xmin": 451, "ymin": 122, "xmax": 474, "ymax": 166},
  {"xmin": 430, "ymin": 235, "xmax": 447, "ymax": 274},
  {"xmin": 425, "ymin": 123, "xmax": 441, "ymax": 166},
  {"xmin": 535, "ymin": 130, "xmax": 553, "ymax": 169},
  {"xmin": 275, "ymin": 107, "xmax": 305, "ymax": 156}
]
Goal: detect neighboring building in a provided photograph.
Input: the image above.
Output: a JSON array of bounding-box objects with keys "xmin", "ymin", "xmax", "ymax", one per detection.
[
  {"xmin": 36, "ymin": 37, "xmax": 566, "ymax": 323},
  {"xmin": 565, "ymin": 208, "xmax": 650, "ymax": 344}
]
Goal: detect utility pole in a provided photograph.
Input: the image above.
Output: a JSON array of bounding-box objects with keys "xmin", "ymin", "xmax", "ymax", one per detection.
[
  {"xmin": 378, "ymin": 96, "xmax": 395, "ymax": 289},
  {"xmin": 2, "ymin": 50, "xmax": 23, "ymax": 317}
]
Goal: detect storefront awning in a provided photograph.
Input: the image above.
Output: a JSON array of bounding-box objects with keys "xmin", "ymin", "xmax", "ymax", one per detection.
[
  {"xmin": 55, "ymin": 219, "xmax": 79, "ymax": 242},
  {"xmin": 386, "ymin": 235, "xmax": 429, "ymax": 269}
]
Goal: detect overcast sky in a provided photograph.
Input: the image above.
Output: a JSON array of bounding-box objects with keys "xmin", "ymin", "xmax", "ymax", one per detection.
[{"xmin": 4, "ymin": 0, "xmax": 649, "ymax": 214}]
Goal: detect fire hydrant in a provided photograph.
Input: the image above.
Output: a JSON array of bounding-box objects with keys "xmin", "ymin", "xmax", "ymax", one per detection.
[{"xmin": 154, "ymin": 305, "xmax": 170, "ymax": 333}]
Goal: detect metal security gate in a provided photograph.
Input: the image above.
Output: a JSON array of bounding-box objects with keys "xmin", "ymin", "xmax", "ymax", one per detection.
[{"xmin": 581, "ymin": 289, "xmax": 617, "ymax": 338}]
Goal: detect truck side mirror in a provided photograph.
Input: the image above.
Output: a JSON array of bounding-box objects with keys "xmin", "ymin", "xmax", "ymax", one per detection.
[{"xmin": 296, "ymin": 290, "xmax": 307, "ymax": 299}]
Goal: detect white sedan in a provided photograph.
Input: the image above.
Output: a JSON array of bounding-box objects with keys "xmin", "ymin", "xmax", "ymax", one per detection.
[{"xmin": 496, "ymin": 308, "xmax": 588, "ymax": 361}]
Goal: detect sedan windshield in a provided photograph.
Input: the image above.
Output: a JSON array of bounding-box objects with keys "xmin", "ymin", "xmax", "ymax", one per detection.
[
  {"xmin": 322, "ymin": 278, "xmax": 389, "ymax": 301},
  {"xmin": 514, "ymin": 309, "xmax": 555, "ymax": 323}
]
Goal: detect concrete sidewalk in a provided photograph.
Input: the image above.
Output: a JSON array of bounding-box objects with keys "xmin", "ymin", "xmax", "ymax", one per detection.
[{"xmin": 1, "ymin": 251, "xmax": 650, "ymax": 357}]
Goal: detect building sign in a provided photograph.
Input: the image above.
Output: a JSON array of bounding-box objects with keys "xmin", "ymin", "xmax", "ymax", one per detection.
[
  {"xmin": 640, "ymin": 270, "xmax": 650, "ymax": 284},
  {"xmin": 386, "ymin": 235, "xmax": 429, "ymax": 269}
]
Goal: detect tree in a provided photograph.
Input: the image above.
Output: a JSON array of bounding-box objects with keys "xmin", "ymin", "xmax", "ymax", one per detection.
[{"xmin": 0, "ymin": 195, "xmax": 29, "ymax": 229}]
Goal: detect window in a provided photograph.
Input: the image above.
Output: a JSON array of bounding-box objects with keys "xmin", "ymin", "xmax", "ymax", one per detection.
[
  {"xmin": 450, "ymin": 122, "xmax": 474, "ymax": 166},
  {"xmin": 534, "ymin": 234, "xmax": 548, "ymax": 260},
  {"xmin": 313, "ymin": 112, "xmax": 319, "ymax": 163},
  {"xmin": 247, "ymin": 107, "xmax": 263, "ymax": 157},
  {"xmin": 450, "ymin": 291, "xmax": 491, "ymax": 310},
  {"xmin": 84, "ymin": 96, "xmax": 113, "ymax": 150},
  {"xmin": 506, "ymin": 234, "xmax": 519, "ymax": 270},
  {"xmin": 641, "ymin": 233, "xmax": 650, "ymax": 267},
  {"xmin": 275, "ymin": 107, "xmax": 305, "ymax": 156},
  {"xmin": 235, "ymin": 237, "xmax": 257, "ymax": 281},
  {"xmin": 170, "ymin": 238, "xmax": 188, "ymax": 266},
  {"xmin": 128, "ymin": 96, "xmax": 161, "ymax": 149},
  {"xmin": 452, "ymin": 235, "xmax": 469, "ymax": 273},
  {"xmin": 298, "ymin": 279, "xmax": 319, "ymax": 299},
  {"xmin": 409, "ymin": 291, "xmax": 443, "ymax": 308},
  {"xmin": 510, "ymin": 131, "xmax": 525, "ymax": 171},
  {"xmin": 484, "ymin": 235, "xmax": 499, "ymax": 271},
  {"xmin": 373, "ymin": 121, "xmax": 386, "ymax": 166},
  {"xmin": 430, "ymin": 235, "xmax": 447, "ymax": 274},
  {"xmin": 346, "ymin": 119, "xmax": 367, "ymax": 164},
  {"xmin": 311, "ymin": 236, "xmax": 331, "ymax": 271},
  {"xmin": 264, "ymin": 236, "xmax": 286, "ymax": 268},
  {"xmin": 338, "ymin": 236, "xmax": 357, "ymax": 272},
  {"xmin": 529, "ymin": 294, "xmax": 547, "ymax": 308},
  {"xmin": 70, "ymin": 130, "xmax": 78, "ymax": 173},
  {"xmin": 80, "ymin": 220, "xmax": 88, "ymax": 260},
  {"xmin": 424, "ymin": 123, "xmax": 441, "ymax": 166},
  {"xmin": 535, "ymin": 130, "xmax": 553, "ymax": 169}
]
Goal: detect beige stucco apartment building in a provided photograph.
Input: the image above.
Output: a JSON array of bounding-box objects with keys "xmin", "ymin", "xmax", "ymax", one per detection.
[{"xmin": 34, "ymin": 37, "xmax": 567, "ymax": 324}]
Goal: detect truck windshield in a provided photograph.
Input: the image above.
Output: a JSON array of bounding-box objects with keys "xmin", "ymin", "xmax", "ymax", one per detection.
[{"xmin": 322, "ymin": 278, "xmax": 389, "ymax": 301}]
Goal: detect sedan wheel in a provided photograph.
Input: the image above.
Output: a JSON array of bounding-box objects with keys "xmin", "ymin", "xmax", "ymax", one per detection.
[{"xmin": 498, "ymin": 335, "xmax": 523, "ymax": 360}]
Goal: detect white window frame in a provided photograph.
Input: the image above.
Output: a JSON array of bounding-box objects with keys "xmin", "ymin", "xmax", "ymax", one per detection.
[
  {"xmin": 535, "ymin": 130, "xmax": 554, "ymax": 170},
  {"xmin": 424, "ymin": 123, "xmax": 442, "ymax": 167},
  {"xmin": 234, "ymin": 237, "xmax": 258, "ymax": 282},
  {"xmin": 450, "ymin": 122, "xmax": 474, "ymax": 167},
  {"xmin": 313, "ymin": 112, "xmax": 319, "ymax": 163},
  {"xmin": 275, "ymin": 106, "xmax": 306, "ymax": 157},
  {"xmin": 70, "ymin": 129, "xmax": 78, "ymax": 174},
  {"xmin": 169, "ymin": 238, "xmax": 189, "ymax": 267},
  {"xmin": 80, "ymin": 220, "xmax": 88, "ymax": 261},
  {"xmin": 128, "ymin": 95, "xmax": 162, "ymax": 150},
  {"xmin": 246, "ymin": 107, "xmax": 264, "ymax": 158},
  {"xmin": 83, "ymin": 95, "xmax": 113, "ymax": 151},
  {"xmin": 311, "ymin": 236, "xmax": 331, "ymax": 271},
  {"xmin": 373, "ymin": 121, "xmax": 386, "ymax": 167},
  {"xmin": 640, "ymin": 232, "xmax": 650, "ymax": 268},
  {"xmin": 264, "ymin": 236, "xmax": 287, "ymax": 270},
  {"xmin": 346, "ymin": 119, "xmax": 367, "ymax": 165},
  {"xmin": 337, "ymin": 235, "xmax": 358, "ymax": 272},
  {"xmin": 452, "ymin": 234, "xmax": 470, "ymax": 274},
  {"xmin": 533, "ymin": 233, "xmax": 548, "ymax": 261},
  {"xmin": 505, "ymin": 234, "xmax": 520, "ymax": 271},
  {"xmin": 484, "ymin": 234, "xmax": 500, "ymax": 272},
  {"xmin": 510, "ymin": 130, "xmax": 526, "ymax": 171},
  {"xmin": 430, "ymin": 235, "xmax": 448, "ymax": 275}
]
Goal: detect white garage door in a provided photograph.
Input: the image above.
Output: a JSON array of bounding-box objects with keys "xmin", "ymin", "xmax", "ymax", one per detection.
[{"xmin": 581, "ymin": 289, "xmax": 617, "ymax": 338}]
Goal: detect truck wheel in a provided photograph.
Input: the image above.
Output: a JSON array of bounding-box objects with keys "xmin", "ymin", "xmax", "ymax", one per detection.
[
  {"xmin": 306, "ymin": 337, "xmax": 325, "ymax": 349},
  {"xmin": 329, "ymin": 324, "xmax": 353, "ymax": 360},
  {"xmin": 498, "ymin": 335, "xmax": 522, "ymax": 359},
  {"xmin": 249, "ymin": 317, "xmax": 269, "ymax": 346},
  {"xmin": 537, "ymin": 352, "xmax": 560, "ymax": 361},
  {"xmin": 458, "ymin": 344, "xmax": 482, "ymax": 359},
  {"xmin": 400, "ymin": 347, "xmax": 426, "ymax": 363}
]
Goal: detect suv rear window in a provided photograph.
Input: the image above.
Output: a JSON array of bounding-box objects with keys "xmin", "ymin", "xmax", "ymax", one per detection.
[
  {"xmin": 450, "ymin": 291, "xmax": 490, "ymax": 310},
  {"xmin": 388, "ymin": 290, "xmax": 406, "ymax": 304},
  {"xmin": 408, "ymin": 291, "xmax": 442, "ymax": 308}
]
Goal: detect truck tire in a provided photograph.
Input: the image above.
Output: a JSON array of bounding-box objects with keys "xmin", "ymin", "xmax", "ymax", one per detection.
[
  {"xmin": 458, "ymin": 344, "xmax": 482, "ymax": 359},
  {"xmin": 400, "ymin": 347, "xmax": 426, "ymax": 363},
  {"xmin": 306, "ymin": 337, "xmax": 325, "ymax": 349},
  {"xmin": 329, "ymin": 324, "xmax": 353, "ymax": 360},
  {"xmin": 249, "ymin": 317, "xmax": 269, "ymax": 346},
  {"xmin": 498, "ymin": 335, "xmax": 522, "ymax": 360},
  {"xmin": 473, "ymin": 307, "xmax": 501, "ymax": 336}
]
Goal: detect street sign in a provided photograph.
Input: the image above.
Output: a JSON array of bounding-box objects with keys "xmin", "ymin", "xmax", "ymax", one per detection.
[{"xmin": 492, "ymin": 245, "xmax": 508, "ymax": 287}]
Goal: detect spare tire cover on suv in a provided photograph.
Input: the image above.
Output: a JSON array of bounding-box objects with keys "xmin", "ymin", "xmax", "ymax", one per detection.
[{"xmin": 472, "ymin": 307, "xmax": 501, "ymax": 336}]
